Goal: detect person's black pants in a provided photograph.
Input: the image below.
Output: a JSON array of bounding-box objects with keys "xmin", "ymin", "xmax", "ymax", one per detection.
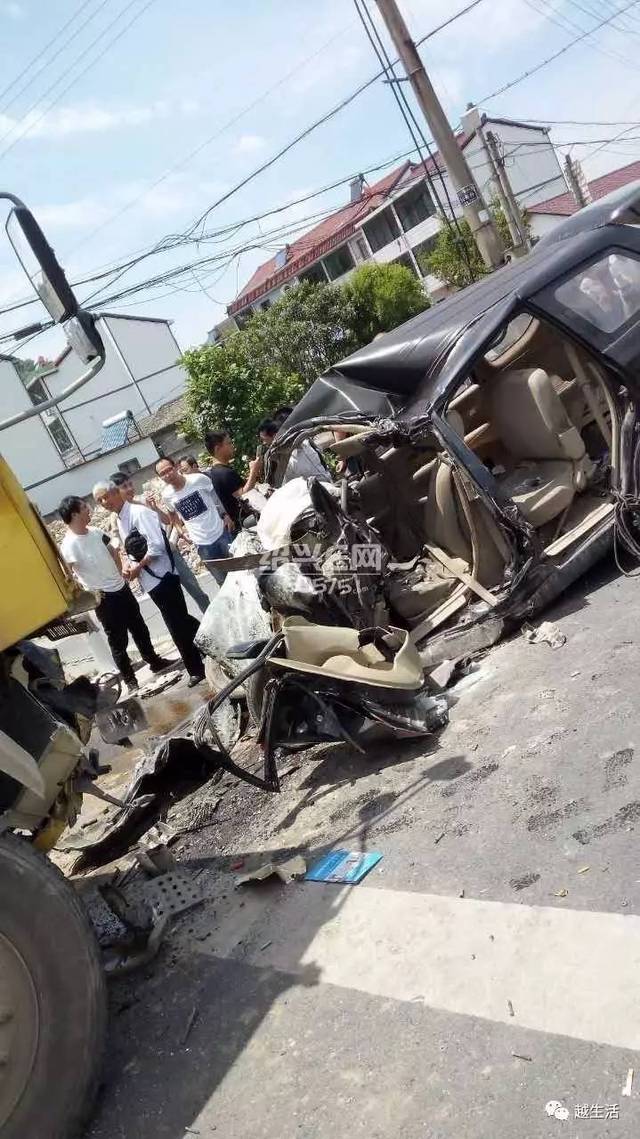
[
  {"xmin": 147, "ymin": 573, "xmax": 203, "ymax": 678},
  {"xmin": 95, "ymin": 583, "xmax": 159, "ymax": 684}
]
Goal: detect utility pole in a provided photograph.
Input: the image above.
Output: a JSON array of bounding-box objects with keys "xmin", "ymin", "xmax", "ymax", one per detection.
[
  {"xmin": 564, "ymin": 154, "xmax": 590, "ymax": 209},
  {"xmin": 375, "ymin": 0, "xmax": 504, "ymax": 271},
  {"xmin": 473, "ymin": 117, "xmax": 521, "ymax": 248},
  {"xmin": 486, "ymin": 129, "xmax": 531, "ymax": 252}
]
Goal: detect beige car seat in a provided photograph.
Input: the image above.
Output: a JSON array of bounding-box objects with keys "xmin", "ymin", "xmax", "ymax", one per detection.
[
  {"xmin": 271, "ymin": 616, "xmax": 424, "ymax": 689},
  {"xmin": 488, "ymin": 367, "xmax": 593, "ymax": 527}
]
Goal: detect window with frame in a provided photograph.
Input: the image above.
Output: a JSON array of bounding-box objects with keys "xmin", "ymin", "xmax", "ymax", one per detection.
[
  {"xmin": 27, "ymin": 377, "xmax": 49, "ymax": 405},
  {"xmin": 554, "ymin": 252, "xmax": 640, "ymax": 334},
  {"xmin": 394, "ymin": 183, "xmax": 434, "ymax": 232},
  {"xmin": 47, "ymin": 416, "xmax": 73, "ymax": 454},
  {"xmin": 362, "ymin": 207, "xmax": 401, "ymax": 252},
  {"xmin": 298, "ymin": 262, "xmax": 328, "ymax": 285},
  {"xmin": 392, "ymin": 253, "xmax": 418, "ymax": 277},
  {"xmin": 322, "ymin": 245, "xmax": 355, "ymax": 281},
  {"xmin": 413, "ymin": 235, "xmax": 439, "ymax": 277}
]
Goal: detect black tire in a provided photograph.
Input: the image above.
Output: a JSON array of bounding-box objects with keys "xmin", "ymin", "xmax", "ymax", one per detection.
[
  {"xmin": 245, "ymin": 666, "xmax": 267, "ymax": 725},
  {"xmin": 0, "ymin": 834, "xmax": 106, "ymax": 1139}
]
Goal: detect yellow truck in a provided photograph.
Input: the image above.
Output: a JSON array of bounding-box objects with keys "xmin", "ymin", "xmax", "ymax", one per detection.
[{"xmin": 0, "ymin": 195, "xmax": 110, "ymax": 1139}]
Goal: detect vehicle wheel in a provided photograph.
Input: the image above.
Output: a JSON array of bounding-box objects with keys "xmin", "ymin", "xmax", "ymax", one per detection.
[
  {"xmin": 204, "ymin": 655, "xmax": 236, "ymax": 695},
  {"xmin": 0, "ymin": 834, "xmax": 106, "ymax": 1139},
  {"xmin": 245, "ymin": 666, "xmax": 267, "ymax": 725}
]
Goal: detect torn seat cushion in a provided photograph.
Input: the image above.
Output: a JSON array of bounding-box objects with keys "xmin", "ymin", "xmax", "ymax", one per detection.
[{"xmin": 499, "ymin": 460, "xmax": 574, "ymax": 527}]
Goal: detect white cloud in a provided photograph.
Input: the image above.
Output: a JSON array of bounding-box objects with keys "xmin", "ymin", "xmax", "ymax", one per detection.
[
  {"xmin": 0, "ymin": 99, "xmax": 194, "ymax": 142},
  {"xmin": 1, "ymin": 1, "xmax": 25, "ymax": 19},
  {"xmin": 34, "ymin": 173, "xmax": 229, "ymax": 235},
  {"xmin": 233, "ymin": 133, "xmax": 267, "ymax": 156}
]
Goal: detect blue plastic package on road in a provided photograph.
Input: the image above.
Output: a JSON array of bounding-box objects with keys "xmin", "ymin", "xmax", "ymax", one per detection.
[{"xmin": 305, "ymin": 850, "xmax": 383, "ymax": 884}]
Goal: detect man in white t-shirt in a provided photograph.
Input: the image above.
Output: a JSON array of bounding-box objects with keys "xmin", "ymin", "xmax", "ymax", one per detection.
[
  {"xmin": 58, "ymin": 495, "xmax": 173, "ymax": 690},
  {"xmin": 92, "ymin": 480, "xmax": 206, "ymax": 686},
  {"xmin": 155, "ymin": 457, "xmax": 232, "ymax": 585}
]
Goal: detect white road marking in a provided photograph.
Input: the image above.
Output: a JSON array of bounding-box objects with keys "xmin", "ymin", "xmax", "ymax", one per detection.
[{"xmin": 197, "ymin": 885, "xmax": 640, "ymax": 1050}]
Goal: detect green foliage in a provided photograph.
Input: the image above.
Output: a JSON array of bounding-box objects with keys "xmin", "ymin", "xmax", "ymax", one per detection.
[
  {"xmin": 182, "ymin": 336, "xmax": 304, "ymax": 461},
  {"xmin": 182, "ymin": 266, "xmax": 430, "ymax": 458},
  {"xmin": 423, "ymin": 205, "xmax": 531, "ymax": 290},
  {"xmin": 343, "ymin": 261, "xmax": 429, "ymax": 345}
]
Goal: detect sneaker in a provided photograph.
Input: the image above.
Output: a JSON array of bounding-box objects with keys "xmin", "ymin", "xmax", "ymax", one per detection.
[
  {"xmin": 149, "ymin": 657, "xmax": 179, "ymax": 674},
  {"xmin": 122, "ymin": 679, "xmax": 139, "ymax": 697},
  {"xmin": 187, "ymin": 674, "xmax": 205, "ymax": 688}
]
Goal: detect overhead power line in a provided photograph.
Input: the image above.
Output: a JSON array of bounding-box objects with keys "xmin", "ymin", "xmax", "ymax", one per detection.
[
  {"xmin": 0, "ymin": 0, "xmax": 97, "ymax": 107},
  {"xmin": 478, "ymin": 0, "xmax": 640, "ymax": 104},
  {"xmin": 0, "ymin": 0, "xmax": 156, "ymax": 162},
  {"xmin": 0, "ymin": 0, "xmax": 111, "ymax": 119},
  {"xmin": 524, "ymin": 0, "xmax": 640, "ymax": 72}
]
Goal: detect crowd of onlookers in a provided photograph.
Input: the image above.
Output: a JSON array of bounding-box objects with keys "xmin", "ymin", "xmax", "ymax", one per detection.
[{"xmin": 58, "ymin": 416, "xmax": 286, "ymax": 692}]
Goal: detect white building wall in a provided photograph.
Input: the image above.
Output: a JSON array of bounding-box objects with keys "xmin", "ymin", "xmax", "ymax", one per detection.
[
  {"xmin": 104, "ymin": 316, "xmax": 187, "ymax": 412},
  {"xmin": 44, "ymin": 315, "xmax": 188, "ymax": 458},
  {"xmin": 46, "ymin": 348, "xmax": 140, "ymax": 457},
  {"xmin": 0, "ymin": 358, "xmax": 65, "ymax": 486},
  {"xmin": 24, "ymin": 436, "xmax": 160, "ymax": 516},
  {"xmin": 486, "ymin": 121, "xmax": 566, "ymax": 209},
  {"xmin": 529, "ymin": 212, "xmax": 567, "ymax": 242}
]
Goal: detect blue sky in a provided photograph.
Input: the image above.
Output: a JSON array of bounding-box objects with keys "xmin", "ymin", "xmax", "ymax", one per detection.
[{"xmin": 1, "ymin": 0, "xmax": 640, "ymax": 354}]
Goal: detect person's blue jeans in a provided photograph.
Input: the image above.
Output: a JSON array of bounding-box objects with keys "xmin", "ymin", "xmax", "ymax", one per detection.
[{"xmin": 197, "ymin": 534, "xmax": 230, "ymax": 585}]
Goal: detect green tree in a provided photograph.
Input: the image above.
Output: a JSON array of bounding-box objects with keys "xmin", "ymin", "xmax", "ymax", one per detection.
[
  {"xmin": 182, "ymin": 335, "xmax": 304, "ymax": 461},
  {"xmin": 242, "ymin": 279, "xmax": 358, "ymax": 385},
  {"xmin": 343, "ymin": 261, "xmax": 429, "ymax": 345},
  {"xmin": 182, "ymin": 268, "xmax": 432, "ymax": 457},
  {"xmin": 421, "ymin": 205, "xmax": 528, "ymax": 290}
]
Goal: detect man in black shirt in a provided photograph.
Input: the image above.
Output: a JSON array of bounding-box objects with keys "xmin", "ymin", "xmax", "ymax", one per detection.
[{"xmin": 203, "ymin": 430, "xmax": 246, "ymax": 531}]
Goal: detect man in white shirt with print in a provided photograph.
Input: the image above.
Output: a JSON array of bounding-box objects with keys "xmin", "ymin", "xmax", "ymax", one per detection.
[
  {"xmin": 155, "ymin": 457, "xmax": 232, "ymax": 585},
  {"xmin": 59, "ymin": 495, "xmax": 173, "ymax": 690},
  {"xmin": 92, "ymin": 480, "xmax": 205, "ymax": 687}
]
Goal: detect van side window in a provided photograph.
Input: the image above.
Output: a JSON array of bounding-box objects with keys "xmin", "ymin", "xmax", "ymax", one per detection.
[{"xmin": 554, "ymin": 253, "xmax": 640, "ymax": 334}]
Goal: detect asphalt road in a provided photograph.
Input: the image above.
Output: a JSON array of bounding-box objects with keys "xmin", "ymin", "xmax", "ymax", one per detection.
[
  {"xmin": 82, "ymin": 555, "xmax": 640, "ymax": 1139},
  {"xmin": 54, "ymin": 569, "xmax": 219, "ymax": 676}
]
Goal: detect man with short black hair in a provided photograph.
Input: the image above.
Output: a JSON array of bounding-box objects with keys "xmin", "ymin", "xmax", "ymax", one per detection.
[
  {"xmin": 111, "ymin": 471, "xmax": 210, "ymax": 615},
  {"xmin": 59, "ymin": 494, "xmax": 172, "ymax": 691},
  {"xmin": 203, "ymin": 430, "xmax": 246, "ymax": 531},
  {"xmin": 155, "ymin": 457, "xmax": 231, "ymax": 585},
  {"xmin": 93, "ymin": 480, "xmax": 205, "ymax": 686},
  {"xmin": 179, "ymin": 455, "xmax": 200, "ymax": 474}
]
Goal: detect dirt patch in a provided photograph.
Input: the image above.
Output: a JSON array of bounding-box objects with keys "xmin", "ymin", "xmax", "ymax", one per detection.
[
  {"xmin": 441, "ymin": 762, "xmax": 499, "ymax": 798},
  {"xmin": 529, "ymin": 783, "xmax": 559, "ymax": 805},
  {"xmin": 526, "ymin": 799, "xmax": 587, "ymax": 833},
  {"xmin": 509, "ymin": 872, "xmax": 541, "ymax": 891},
  {"xmin": 573, "ymin": 800, "xmax": 640, "ymax": 845},
  {"xmin": 604, "ymin": 748, "xmax": 634, "ymax": 792}
]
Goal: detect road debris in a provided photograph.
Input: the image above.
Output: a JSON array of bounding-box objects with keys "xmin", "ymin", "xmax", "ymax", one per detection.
[
  {"xmin": 577, "ymin": 866, "xmax": 590, "ymax": 874},
  {"xmin": 434, "ymin": 832, "xmax": 445, "ymax": 844},
  {"xmin": 236, "ymin": 855, "xmax": 307, "ymax": 886},
  {"xmin": 507, "ymin": 1000, "xmax": 515, "ymax": 1018},
  {"xmin": 512, "ymin": 1053, "xmax": 532, "ymax": 1062},
  {"xmin": 260, "ymin": 940, "xmax": 273, "ymax": 951},
  {"xmin": 305, "ymin": 850, "xmax": 382, "ymax": 884},
  {"xmin": 181, "ymin": 1006, "xmax": 199, "ymax": 1046},
  {"xmin": 623, "ymin": 1068, "xmax": 634, "ymax": 1096},
  {"xmin": 552, "ymin": 888, "xmax": 568, "ymax": 898},
  {"xmin": 522, "ymin": 621, "xmax": 566, "ymax": 649}
]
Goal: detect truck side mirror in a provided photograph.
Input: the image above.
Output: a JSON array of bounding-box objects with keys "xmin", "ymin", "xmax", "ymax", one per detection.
[{"xmin": 5, "ymin": 204, "xmax": 104, "ymax": 361}]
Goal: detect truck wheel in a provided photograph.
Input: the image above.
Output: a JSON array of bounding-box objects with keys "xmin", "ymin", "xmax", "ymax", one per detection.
[
  {"xmin": 245, "ymin": 667, "xmax": 267, "ymax": 725},
  {"xmin": 0, "ymin": 834, "xmax": 106, "ymax": 1139}
]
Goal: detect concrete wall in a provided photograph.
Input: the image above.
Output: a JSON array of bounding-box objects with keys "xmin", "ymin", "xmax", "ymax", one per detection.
[
  {"xmin": 529, "ymin": 212, "xmax": 566, "ymax": 242},
  {"xmin": 28, "ymin": 436, "xmax": 160, "ymax": 516},
  {"xmin": 41, "ymin": 315, "xmax": 188, "ymax": 459},
  {"xmin": 0, "ymin": 358, "xmax": 66, "ymax": 486},
  {"xmin": 105, "ymin": 316, "xmax": 187, "ymax": 412}
]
